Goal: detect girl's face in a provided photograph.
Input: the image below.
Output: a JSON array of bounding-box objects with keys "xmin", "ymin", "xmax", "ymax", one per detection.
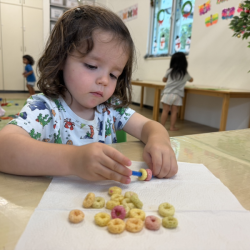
[
  {"xmin": 23, "ymin": 58, "xmax": 28, "ymax": 65},
  {"xmin": 62, "ymin": 30, "xmax": 128, "ymax": 117}
]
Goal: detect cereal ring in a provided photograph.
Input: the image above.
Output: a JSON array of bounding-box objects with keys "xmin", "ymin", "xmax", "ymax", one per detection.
[
  {"xmin": 83, "ymin": 192, "xmax": 95, "ymax": 208},
  {"xmin": 94, "ymin": 212, "xmax": 111, "ymax": 227},
  {"xmin": 130, "ymin": 195, "xmax": 143, "ymax": 209},
  {"xmin": 124, "ymin": 191, "xmax": 138, "ymax": 198},
  {"xmin": 138, "ymin": 168, "xmax": 147, "ymax": 181},
  {"xmin": 126, "ymin": 218, "xmax": 144, "ymax": 233},
  {"xmin": 162, "ymin": 216, "xmax": 178, "ymax": 228},
  {"xmin": 108, "ymin": 186, "xmax": 122, "ymax": 196},
  {"xmin": 158, "ymin": 202, "xmax": 175, "ymax": 217},
  {"xmin": 92, "ymin": 197, "xmax": 105, "ymax": 208},
  {"xmin": 122, "ymin": 198, "xmax": 135, "ymax": 209},
  {"xmin": 106, "ymin": 200, "xmax": 120, "ymax": 210},
  {"xmin": 107, "ymin": 218, "xmax": 125, "ymax": 234},
  {"xmin": 122, "ymin": 204, "xmax": 130, "ymax": 218},
  {"xmin": 111, "ymin": 206, "xmax": 126, "ymax": 220},
  {"xmin": 111, "ymin": 194, "xmax": 124, "ymax": 203},
  {"xmin": 145, "ymin": 169, "xmax": 152, "ymax": 181},
  {"xmin": 145, "ymin": 215, "xmax": 161, "ymax": 230},
  {"xmin": 68, "ymin": 209, "xmax": 85, "ymax": 223},
  {"xmin": 129, "ymin": 208, "xmax": 145, "ymax": 221}
]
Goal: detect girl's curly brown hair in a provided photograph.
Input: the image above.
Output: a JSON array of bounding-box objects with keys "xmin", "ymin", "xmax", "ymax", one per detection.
[{"xmin": 37, "ymin": 5, "xmax": 135, "ymax": 108}]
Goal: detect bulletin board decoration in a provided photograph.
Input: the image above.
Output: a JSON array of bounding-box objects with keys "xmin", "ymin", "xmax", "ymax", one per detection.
[
  {"xmin": 222, "ymin": 7, "xmax": 235, "ymax": 19},
  {"xmin": 205, "ymin": 13, "xmax": 219, "ymax": 27},
  {"xmin": 199, "ymin": 0, "xmax": 211, "ymax": 15},
  {"xmin": 181, "ymin": 1, "xmax": 192, "ymax": 18},
  {"xmin": 217, "ymin": 0, "xmax": 229, "ymax": 4}
]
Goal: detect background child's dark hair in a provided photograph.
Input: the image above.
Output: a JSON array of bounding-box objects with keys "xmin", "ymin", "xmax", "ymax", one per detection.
[
  {"xmin": 37, "ymin": 5, "xmax": 136, "ymax": 108},
  {"xmin": 169, "ymin": 52, "xmax": 188, "ymax": 81},
  {"xmin": 23, "ymin": 55, "xmax": 35, "ymax": 66}
]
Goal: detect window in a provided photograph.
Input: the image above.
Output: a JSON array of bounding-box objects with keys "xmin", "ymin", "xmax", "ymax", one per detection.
[{"xmin": 146, "ymin": 0, "xmax": 195, "ymax": 58}]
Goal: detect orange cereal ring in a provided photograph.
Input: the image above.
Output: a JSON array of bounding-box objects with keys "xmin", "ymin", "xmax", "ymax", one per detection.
[
  {"xmin": 130, "ymin": 194, "xmax": 143, "ymax": 209},
  {"xmin": 129, "ymin": 208, "xmax": 145, "ymax": 221},
  {"xmin": 107, "ymin": 218, "xmax": 125, "ymax": 234},
  {"xmin": 92, "ymin": 197, "xmax": 105, "ymax": 208},
  {"xmin": 126, "ymin": 218, "xmax": 144, "ymax": 233},
  {"xmin": 94, "ymin": 212, "xmax": 111, "ymax": 227},
  {"xmin": 68, "ymin": 209, "xmax": 85, "ymax": 223},
  {"xmin": 158, "ymin": 202, "xmax": 175, "ymax": 217},
  {"xmin": 145, "ymin": 215, "xmax": 161, "ymax": 230},
  {"xmin": 138, "ymin": 168, "xmax": 147, "ymax": 181},
  {"xmin": 162, "ymin": 216, "xmax": 178, "ymax": 228},
  {"xmin": 106, "ymin": 200, "xmax": 120, "ymax": 210},
  {"xmin": 83, "ymin": 192, "xmax": 95, "ymax": 208},
  {"xmin": 108, "ymin": 186, "xmax": 122, "ymax": 196}
]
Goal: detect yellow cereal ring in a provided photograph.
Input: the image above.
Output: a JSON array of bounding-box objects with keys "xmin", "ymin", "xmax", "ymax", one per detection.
[
  {"xmin": 124, "ymin": 191, "xmax": 138, "ymax": 198},
  {"xmin": 111, "ymin": 194, "xmax": 124, "ymax": 203},
  {"xmin": 107, "ymin": 218, "xmax": 125, "ymax": 234},
  {"xmin": 130, "ymin": 195, "xmax": 143, "ymax": 209},
  {"xmin": 92, "ymin": 197, "xmax": 105, "ymax": 208},
  {"xmin": 68, "ymin": 209, "xmax": 85, "ymax": 223},
  {"xmin": 122, "ymin": 204, "xmax": 130, "ymax": 218},
  {"xmin": 83, "ymin": 192, "xmax": 95, "ymax": 208},
  {"xmin": 158, "ymin": 202, "xmax": 175, "ymax": 217},
  {"xmin": 94, "ymin": 212, "xmax": 111, "ymax": 227},
  {"xmin": 106, "ymin": 200, "xmax": 120, "ymax": 210},
  {"xmin": 138, "ymin": 168, "xmax": 148, "ymax": 181},
  {"xmin": 129, "ymin": 208, "xmax": 145, "ymax": 221},
  {"xmin": 126, "ymin": 218, "xmax": 144, "ymax": 233},
  {"xmin": 162, "ymin": 216, "xmax": 178, "ymax": 228},
  {"xmin": 108, "ymin": 186, "xmax": 122, "ymax": 196},
  {"xmin": 122, "ymin": 198, "xmax": 135, "ymax": 209}
]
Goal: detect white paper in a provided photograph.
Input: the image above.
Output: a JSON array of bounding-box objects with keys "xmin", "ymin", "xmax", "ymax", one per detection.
[{"xmin": 15, "ymin": 162, "xmax": 250, "ymax": 250}]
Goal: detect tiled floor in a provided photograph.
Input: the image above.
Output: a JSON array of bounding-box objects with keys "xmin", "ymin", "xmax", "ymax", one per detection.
[{"xmin": 0, "ymin": 92, "xmax": 218, "ymax": 141}]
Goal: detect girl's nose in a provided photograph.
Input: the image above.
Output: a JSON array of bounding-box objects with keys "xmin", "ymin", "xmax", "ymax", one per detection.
[{"xmin": 96, "ymin": 75, "xmax": 109, "ymax": 86}]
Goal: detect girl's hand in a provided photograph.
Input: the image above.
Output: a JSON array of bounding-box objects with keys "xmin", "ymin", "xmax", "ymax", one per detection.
[
  {"xmin": 71, "ymin": 142, "xmax": 132, "ymax": 184},
  {"xmin": 142, "ymin": 137, "xmax": 178, "ymax": 178}
]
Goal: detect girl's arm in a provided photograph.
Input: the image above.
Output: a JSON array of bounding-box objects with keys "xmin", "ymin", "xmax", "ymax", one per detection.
[
  {"xmin": 123, "ymin": 113, "xmax": 178, "ymax": 178},
  {"xmin": 0, "ymin": 125, "xmax": 132, "ymax": 184}
]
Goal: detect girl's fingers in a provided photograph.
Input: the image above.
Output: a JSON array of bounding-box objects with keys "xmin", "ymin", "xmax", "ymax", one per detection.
[
  {"xmin": 149, "ymin": 151, "xmax": 163, "ymax": 177},
  {"xmin": 98, "ymin": 167, "xmax": 131, "ymax": 184}
]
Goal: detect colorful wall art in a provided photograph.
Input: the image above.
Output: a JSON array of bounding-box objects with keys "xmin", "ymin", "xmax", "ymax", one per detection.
[
  {"xmin": 222, "ymin": 7, "xmax": 235, "ymax": 19},
  {"xmin": 199, "ymin": 0, "xmax": 211, "ymax": 15},
  {"xmin": 205, "ymin": 13, "xmax": 218, "ymax": 27}
]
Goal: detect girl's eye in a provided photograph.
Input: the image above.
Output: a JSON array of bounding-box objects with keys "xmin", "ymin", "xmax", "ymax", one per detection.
[
  {"xmin": 85, "ymin": 63, "xmax": 97, "ymax": 69},
  {"xmin": 110, "ymin": 73, "xmax": 118, "ymax": 80}
]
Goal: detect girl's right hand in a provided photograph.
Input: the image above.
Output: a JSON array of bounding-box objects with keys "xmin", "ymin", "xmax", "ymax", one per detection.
[{"xmin": 71, "ymin": 142, "xmax": 132, "ymax": 184}]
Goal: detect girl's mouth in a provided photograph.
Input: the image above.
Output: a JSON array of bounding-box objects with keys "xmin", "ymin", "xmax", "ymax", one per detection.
[{"xmin": 91, "ymin": 92, "xmax": 103, "ymax": 97}]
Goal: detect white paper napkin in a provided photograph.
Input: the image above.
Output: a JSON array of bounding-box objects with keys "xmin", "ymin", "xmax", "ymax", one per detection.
[{"xmin": 15, "ymin": 162, "xmax": 250, "ymax": 250}]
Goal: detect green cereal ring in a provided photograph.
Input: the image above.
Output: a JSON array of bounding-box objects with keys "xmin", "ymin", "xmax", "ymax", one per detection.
[
  {"xmin": 106, "ymin": 200, "xmax": 120, "ymax": 210},
  {"xmin": 158, "ymin": 202, "xmax": 175, "ymax": 217},
  {"xmin": 162, "ymin": 216, "xmax": 178, "ymax": 228},
  {"xmin": 92, "ymin": 197, "xmax": 105, "ymax": 208},
  {"xmin": 122, "ymin": 198, "xmax": 135, "ymax": 209},
  {"xmin": 138, "ymin": 168, "xmax": 147, "ymax": 181},
  {"xmin": 130, "ymin": 195, "xmax": 143, "ymax": 209},
  {"xmin": 124, "ymin": 191, "xmax": 138, "ymax": 199}
]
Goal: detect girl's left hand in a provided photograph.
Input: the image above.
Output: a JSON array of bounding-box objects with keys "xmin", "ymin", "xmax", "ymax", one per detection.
[{"xmin": 142, "ymin": 138, "xmax": 178, "ymax": 178}]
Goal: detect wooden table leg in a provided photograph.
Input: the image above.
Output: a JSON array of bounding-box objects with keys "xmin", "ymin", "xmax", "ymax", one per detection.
[
  {"xmin": 180, "ymin": 91, "xmax": 187, "ymax": 120},
  {"xmin": 220, "ymin": 94, "xmax": 230, "ymax": 131},
  {"xmin": 140, "ymin": 86, "xmax": 144, "ymax": 109},
  {"xmin": 152, "ymin": 88, "xmax": 161, "ymax": 121}
]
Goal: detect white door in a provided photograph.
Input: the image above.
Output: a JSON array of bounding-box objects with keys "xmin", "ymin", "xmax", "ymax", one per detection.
[
  {"xmin": 0, "ymin": 4, "xmax": 3, "ymax": 90},
  {"xmin": 0, "ymin": 0, "xmax": 21, "ymax": 5},
  {"xmin": 23, "ymin": 0, "xmax": 43, "ymax": 9},
  {"xmin": 23, "ymin": 6, "xmax": 43, "ymax": 91},
  {"xmin": 1, "ymin": 3, "xmax": 24, "ymax": 90}
]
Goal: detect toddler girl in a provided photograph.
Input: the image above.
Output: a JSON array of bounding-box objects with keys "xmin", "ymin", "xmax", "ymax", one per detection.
[{"xmin": 22, "ymin": 55, "xmax": 36, "ymax": 96}]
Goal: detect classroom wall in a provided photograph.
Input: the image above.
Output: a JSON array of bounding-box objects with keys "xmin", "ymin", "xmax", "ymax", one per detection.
[{"xmin": 106, "ymin": 0, "xmax": 250, "ymax": 130}]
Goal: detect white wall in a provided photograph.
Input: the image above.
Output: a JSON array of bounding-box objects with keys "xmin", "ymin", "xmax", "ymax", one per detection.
[{"xmin": 106, "ymin": 0, "xmax": 250, "ymax": 130}]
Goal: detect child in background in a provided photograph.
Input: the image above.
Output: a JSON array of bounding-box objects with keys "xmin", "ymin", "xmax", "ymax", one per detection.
[
  {"xmin": 160, "ymin": 52, "xmax": 193, "ymax": 131},
  {"xmin": 0, "ymin": 5, "xmax": 178, "ymax": 184},
  {"xmin": 22, "ymin": 55, "xmax": 36, "ymax": 96}
]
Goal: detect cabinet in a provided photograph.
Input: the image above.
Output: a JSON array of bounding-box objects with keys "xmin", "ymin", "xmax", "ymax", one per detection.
[
  {"xmin": 0, "ymin": 1, "xmax": 43, "ymax": 91},
  {"xmin": 0, "ymin": 0, "xmax": 43, "ymax": 9}
]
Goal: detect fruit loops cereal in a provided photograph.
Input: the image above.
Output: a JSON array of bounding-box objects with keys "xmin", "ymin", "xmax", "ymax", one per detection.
[
  {"xmin": 129, "ymin": 208, "xmax": 146, "ymax": 221},
  {"xmin": 107, "ymin": 218, "xmax": 125, "ymax": 234},
  {"xmin": 92, "ymin": 197, "xmax": 105, "ymax": 208},
  {"xmin": 106, "ymin": 200, "xmax": 120, "ymax": 210},
  {"xmin": 111, "ymin": 194, "xmax": 124, "ymax": 203},
  {"xmin": 138, "ymin": 168, "xmax": 148, "ymax": 181},
  {"xmin": 130, "ymin": 194, "xmax": 143, "ymax": 209},
  {"xmin": 126, "ymin": 218, "xmax": 144, "ymax": 233},
  {"xmin": 158, "ymin": 202, "xmax": 175, "ymax": 217},
  {"xmin": 111, "ymin": 206, "xmax": 126, "ymax": 220},
  {"xmin": 122, "ymin": 198, "xmax": 135, "ymax": 209},
  {"xmin": 162, "ymin": 216, "xmax": 178, "ymax": 228},
  {"xmin": 124, "ymin": 191, "xmax": 138, "ymax": 198},
  {"xmin": 68, "ymin": 209, "xmax": 85, "ymax": 223},
  {"xmin": 145, "ymin": 215, "xmax": 161, "ymax": 230},
  {"xmin": 145, "ymin": 169, "xmax": 152, "ymax": 181},
  {"xmin": 94, "ymin": 212, "xmax": 111, "ymax": 227},
  {"xmin": 83, "ymin": 192, "xmax": 95, "ymax": 208},
  {"xmin": 108, "ymin": 186, "xmax": 122, "ymax": 196}
]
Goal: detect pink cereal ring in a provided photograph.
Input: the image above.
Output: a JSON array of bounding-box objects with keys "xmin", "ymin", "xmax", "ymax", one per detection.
[
  {"xmin": 111, "ymin": 206, "xmax": 126, "ymax": 220},
  {"xmin": 145, "ymin": 215, "xmax": 161, "ymax": 230},
  {"xmin": 145, "ymin": 169, "xmax": 152, "ymax": 181}
]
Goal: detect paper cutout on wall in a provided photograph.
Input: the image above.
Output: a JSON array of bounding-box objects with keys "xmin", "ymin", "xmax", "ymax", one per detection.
[
  {"xmin": 199, "ymin": 0, "xmax": 211, "ymax": 15},
  {"xmin": 175, "ymin": 36, "xmax": 181, "ymax": 52},
  {"xmin": 222, "ymin": 7, "xmax": 235, "ymax": 19},
  {"xmin": 217, "ymin": 0, "xmax": 228, "ymax": 4},
  {"xmin": 205, "ymin": 14, "xmax": 218, "ymax": 27},
  {"xmin": 181, "ymin": 1, "xmax": 193, "ymax": 18},
  {"xmin": 185, "ymin": 36, "xmax": 191, "ymax": 53},
  {"xmin": 237, "ymin": 1, "xmax": 244, "ymax": 12},
  {"xmin": 160, "ymin": 33, "xmax": 166, "ymax": 50}
]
